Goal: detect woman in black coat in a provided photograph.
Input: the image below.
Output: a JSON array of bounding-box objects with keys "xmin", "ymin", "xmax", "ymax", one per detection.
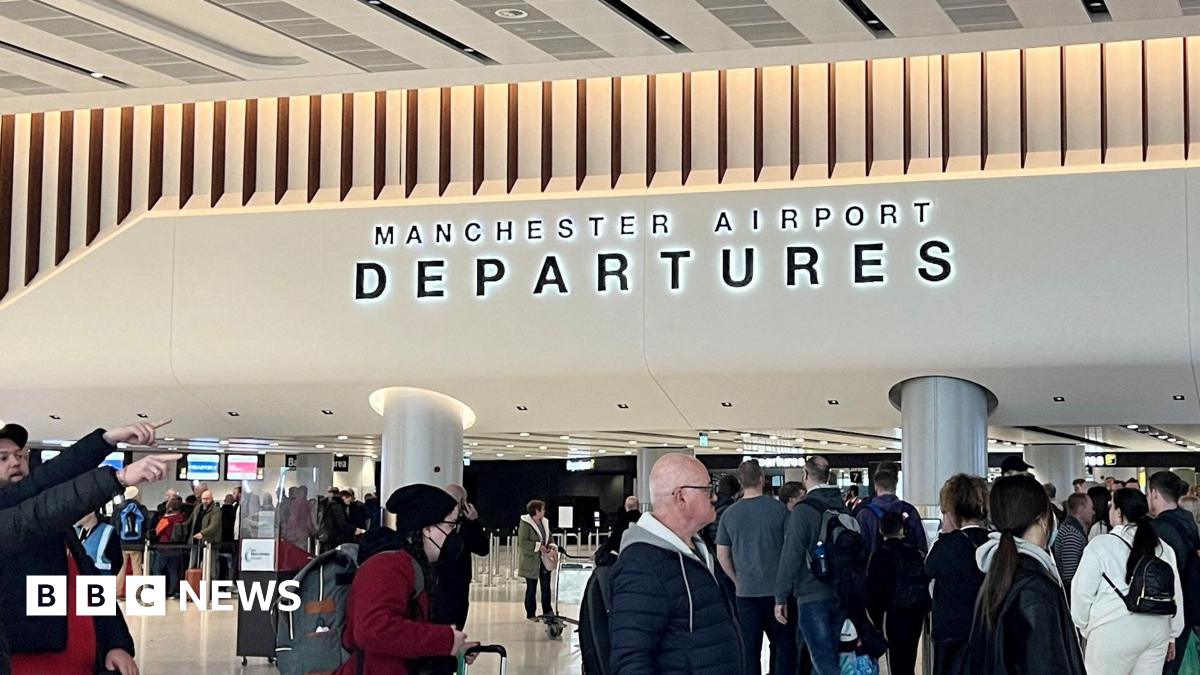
[{"xmin": 953, "ymin": 474, "xmax": 1085, "ymax": 675}]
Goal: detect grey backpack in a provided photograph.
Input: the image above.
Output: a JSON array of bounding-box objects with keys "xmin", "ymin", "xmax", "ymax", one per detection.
[
  {"xmin": 275, "ymin": 543, "xmax": 424, "ymax": 675},
  {"xmin": 275, "ymin": 544, "xmax": 360, "ymax": 675}
]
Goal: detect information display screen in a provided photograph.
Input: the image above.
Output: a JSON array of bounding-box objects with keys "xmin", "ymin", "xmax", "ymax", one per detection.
[
  {"xmin": 100, "ymin": 451, "xmax": 126, "ymax": 471},
  {"xmin": 225, "ymin": 454, "xmax": 263, "ymax": 481},
  {"xmin": 178, "ymin": 454, "xmax": 221, "ymax": 481}
]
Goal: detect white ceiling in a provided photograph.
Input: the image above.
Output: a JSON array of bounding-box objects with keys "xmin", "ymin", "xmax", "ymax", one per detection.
[
  {"xmin": 20, "ymin": 424, "xmax": 1200, "ymax": 462},
  {"xmin": 2, "ymin": 0, "xmax": 1200, "ymax": 113}
]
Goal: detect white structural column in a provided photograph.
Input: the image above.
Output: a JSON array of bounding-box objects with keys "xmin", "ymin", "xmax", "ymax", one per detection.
[
  {"xmin": 637, "ymin": 446, "xmax": 691, "ymax": 511},
  {"xmin": 890, "ymin": 377, "xmax": 996, "ymax": 515},
  {"xmin": 369, "ymin": 387, "xmax": 476, "ymax": 502},
  {"xmin": 1024, "ymin": 444, "xmax": 1085, "ymax": 495}
]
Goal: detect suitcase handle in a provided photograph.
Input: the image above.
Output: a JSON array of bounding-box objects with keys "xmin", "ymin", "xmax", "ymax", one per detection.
[{"xmin": 464, "ymin": 644, "xmax": 507, "ymax": 659}]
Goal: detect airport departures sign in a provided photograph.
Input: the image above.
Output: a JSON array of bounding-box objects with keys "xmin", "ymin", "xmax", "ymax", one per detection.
[{"xmin": 353, "ymin": 200, "xmax": 952, "ymax": 302}]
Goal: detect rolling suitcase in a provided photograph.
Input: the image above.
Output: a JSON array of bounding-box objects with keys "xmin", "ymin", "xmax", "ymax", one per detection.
[
  {"xmin": 457, "ymin": 645, "xmax": 506, "ymax": 675},
  {"xmin": 184, "ymin": 567, "xmax": 203, "ymax": 598}
]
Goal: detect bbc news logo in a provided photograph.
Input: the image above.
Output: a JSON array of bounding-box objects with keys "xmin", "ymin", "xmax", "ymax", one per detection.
[{"xmin": 26, "ymin": 576, "xmax": 301, "ymax": 616}]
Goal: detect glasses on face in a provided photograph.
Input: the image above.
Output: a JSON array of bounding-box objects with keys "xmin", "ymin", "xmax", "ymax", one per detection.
[
  {"xmin": 437, "ymin": 520, "xmax": 461, "ymax": 534},
  {"xmin": 675, "ymin": 485, "xmax": 715, "ymax": 499}
]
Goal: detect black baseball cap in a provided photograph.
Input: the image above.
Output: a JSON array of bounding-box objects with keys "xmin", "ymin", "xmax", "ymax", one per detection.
[
  {"xmin": 1001, "ymin": 455, "xmax": 1033, "ymax": 473},
  {"xmin": 0, "ymin": 423, "xmax": 28, "ymax": 449}
]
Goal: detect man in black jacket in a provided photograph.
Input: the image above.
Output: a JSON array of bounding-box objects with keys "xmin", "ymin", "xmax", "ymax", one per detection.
[
  {"xmin": 434, "ymin": 484, "xmax": 490, "ymax": 630},
  {"xmin": 0, "ymin": 419, "xmax": 176, "ymax": 675},
  {"xmin": 1149, "ymin": 470, "xmax": 1200, "ymax": 675},
  {"xmin": 609, "ymin": 452, "xmax": 743, "ymax": 674}
]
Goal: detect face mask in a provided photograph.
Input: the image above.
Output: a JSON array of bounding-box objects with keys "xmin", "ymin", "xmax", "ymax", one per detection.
[{"xmin": 435, "ymin": 532, "xmax": 465, "ymax": 562}]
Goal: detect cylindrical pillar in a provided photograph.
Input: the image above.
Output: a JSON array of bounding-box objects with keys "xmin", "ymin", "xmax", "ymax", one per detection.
[
  {"xmin": 890, "ymin": 376, "xmax": 996, "ymax": 516},
  {"xmin": 637, "ymin": 446, "xmax": 689, "ymax": 511},
  {"xmin": 369, "ymin": 387, "xmax": 475, "ymax": 504},
  {"xmin": 1024, "ymin": 444, "xmax": 1085, "ymax": 499}
]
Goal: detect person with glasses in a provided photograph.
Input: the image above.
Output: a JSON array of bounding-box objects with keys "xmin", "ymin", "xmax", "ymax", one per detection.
[
  {"xmin": 337, "ymin": 483, "xmax": 478, "ymax": 675},
  {"xmin": 518, "ymin": 498, "xmax": 558, "ymax": 622},
  {"xmin": 433, "ymin": 484, "xmax": 490, "ymax": 630},
  {"xmin": 609, "ymin": 452, "xmax": 744, "ymax": 674}
]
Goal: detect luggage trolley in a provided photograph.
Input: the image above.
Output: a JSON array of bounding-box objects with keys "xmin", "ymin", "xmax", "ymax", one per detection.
[{"xmin": 538, "ymin": 550, "xmax": 594, "ymax": 640}]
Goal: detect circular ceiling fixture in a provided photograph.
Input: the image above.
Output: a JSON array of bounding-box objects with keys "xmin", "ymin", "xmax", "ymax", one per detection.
[{"xmin": 494, "ymin": 8, "xmax": 528, "ymax": 19}]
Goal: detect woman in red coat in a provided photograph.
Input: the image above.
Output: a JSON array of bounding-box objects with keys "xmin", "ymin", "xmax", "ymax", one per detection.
[{"xmin": 337, "ymin": 483, "xmax": 477, "ymax": 675}]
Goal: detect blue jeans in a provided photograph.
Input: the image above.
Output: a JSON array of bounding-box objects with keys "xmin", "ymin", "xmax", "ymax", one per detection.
[
  {"xmin": 796, "ymin": 599, "xmax": 842, "ymax": 675},
  {"xmin": 737, "ymin": 595, "xmax": 797, "ymax": 675}
]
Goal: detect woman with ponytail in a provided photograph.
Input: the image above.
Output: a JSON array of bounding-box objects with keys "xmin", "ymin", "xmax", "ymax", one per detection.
[
  {"xmin": 952, "ymin": 474, "xmax": 1085, "ymax": 675},
  {"xmin": 1070, "ymin": 488, "xmax": 1184, "ymax": 674}
]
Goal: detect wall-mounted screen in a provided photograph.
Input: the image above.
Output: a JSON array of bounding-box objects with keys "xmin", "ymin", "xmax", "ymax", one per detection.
[
  {"xmin": 100, "ymin": 451, "xmax": 127, "ymax": 471},
  {"xmin": 177, "ymin": 454, "xmax": 221, "ymax": 481},
  {"xmin": 225, "ymin": 454, "xmax": 264, "ymax": 481}
]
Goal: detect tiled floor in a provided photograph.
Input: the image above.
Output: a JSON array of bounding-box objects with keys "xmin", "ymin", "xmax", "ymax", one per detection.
[{"xmin": 126, "ymin": 581, "xmax": 586, "ymax": 674}]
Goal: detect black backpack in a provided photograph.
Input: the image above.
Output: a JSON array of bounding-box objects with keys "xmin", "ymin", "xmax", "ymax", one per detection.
[
  {"xmin": 888, "ymin": 543, "xmax": 931, "ymax": 610},
  {"xmin": 804, "ymin": 503, "xmax": 870, "ymax": 610},
  {"xmin": 578, "ymin": 564, "xmax": 615, "ymax": 675},
  {"xmin": 1102, "ymin": 534, "xmax": 1177, "ymax": 616}
]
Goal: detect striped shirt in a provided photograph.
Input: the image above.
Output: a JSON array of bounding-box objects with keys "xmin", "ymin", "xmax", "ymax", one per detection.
[{"xmin": 1053, "ymin": 515, "xmax": 1088, "ymax": 591}]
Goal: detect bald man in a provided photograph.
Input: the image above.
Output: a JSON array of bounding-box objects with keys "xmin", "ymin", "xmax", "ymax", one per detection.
[
  {"xmin": 434, "ymin": 484, "xmax": 490, "ymax": 630},
  {"xmin": 608, "ymin": 453, "xmax": 743, "ymax": 674},
  {"xmin": 185, "ymin": 489, "xmax": 223, "ymax": 577}
]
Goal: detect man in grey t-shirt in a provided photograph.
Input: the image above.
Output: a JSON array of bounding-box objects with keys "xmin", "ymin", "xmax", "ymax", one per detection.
[{"xmin": 717, "ymin": 459, "xmax": 795, "ymax": 675}]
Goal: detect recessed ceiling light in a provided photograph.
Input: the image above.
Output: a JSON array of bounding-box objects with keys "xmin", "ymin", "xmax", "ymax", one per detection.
[
  {"xmin": 227, "ymin": 411, "xmax": 240, "ymax": 417},
  {"xmin": 769, "ymin": 435, "xmax": 778, "ymax": 440},
  {"xmin": 516, "ymin": 405, "xmax": 528, "ymax": 412},
  {"xmin": 625, "ymin": 450, "xmax": 633, "ymax": 455},
  {"xmin": 321, "ymin": 410, "xmax": 334, "ymax": 415},
  {"xmin": 164, "ymin": 437, "xmax": 175, "ymax": 442},
  {"xmin": 90, "ymin": 71, "xmax": 105, "ymax": 79},
  {"xmin": 497, "ymin": 453, "xmax": 504, "ymax": 457},
  {"xmin": 1052, "ymin": 396, "xmax": 1065, "ymax": 402},
  {"xmin": 137, "ymin": 413, "xmax": 149, "ymax": 419},
  {"xmin": 988, "ymin": 439, "xmax": 997, "ymax": 444},
  {"xmin": 470, "ymin": 442, "xmax": 479, "ymax": 446},
  {"xmin": 1125, "ymin": 424, "xmax": 1139, "ymax": 429},
  {"xmin": 827, "ymin": 399, "xmax": 840, "ymax": 406},
  {"xmin": 818, "ymin": 440, "xmax": 828, "ymax": 445},
  {"xmin": 525, "ymin": 453, "xmax": 532, "ymax": 458},
  {"xmin": 560, "ymin": 435, "xmax": 570, "ymax": 441},
  {"xmin": 506, "ymin": 444, "xmax": 514, "ymax": 448},
  {"xmin": 687, "ymin": 444, "xmax": 695, "ymax": 449},
  {"xmin": 49, "ymin": 415, "xmax": 61, "ymax": 420},
  {"xmin": 1159, "ymin": 434, "xmax": 1170, "ymax": 439},
  {"xmin": 628, "ymin": 440, "xmax": 638, "ymax": 445},
  {"xmin": 337, "ymin": 435, "xmax": 348, "ymax": 440},
  {"xmin": 539, "ymin": 445, "xmax": 548, "ymax": 450},
  {"xmin": 721, "ymin": 401, "xmax": 733, "ymax": 408},
  {"xmin": 1174, "ymin": 395, "xmax": 1187, "ymax": 401},
  {"xmin": 1169, "ymin": 438, "xmax": 1178, "ymax": 443},
  {"xmin": 599, "ymin": 449, "xmax": 607, "ymax": 454},
  {"xmin": 368, "ymin": 0, "xmax": 381, "ymax": 4},
  {"xmin": 866, "ymin": 18, "xmax": 880, "ymax": 25},
  {"xmin": 258, "ymin": 450, "xmax": 266, "ymax": 455},
  {"xmin": 712, "ymin": 445, "xmax": 721, "ymax": 449},
  {"xmin": 494, "ymin": 8, "xmax": 528, "ymax": 19},
  {"xmin": 269, "ymin": 442, "xmax": 279, "ymax": 447},
  {"xmin": 219, "ymin": 440, "xmax": 229, "ymax": 446},
  {"xmin": 316, "ymin": 444, "xmax": 325, "ymax": 449},
  {"xmin": 519, "ymin": 432, "xmax": 530, "ymax": 437},
  {"xmin": 617, "ymin": 403, "xmax": 629, "ymax": 409}
]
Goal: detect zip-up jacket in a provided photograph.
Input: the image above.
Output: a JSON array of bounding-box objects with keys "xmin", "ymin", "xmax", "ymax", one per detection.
[{"xmin": 609, "ymin": 514, "xmax": 744, "ymax": 674}]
